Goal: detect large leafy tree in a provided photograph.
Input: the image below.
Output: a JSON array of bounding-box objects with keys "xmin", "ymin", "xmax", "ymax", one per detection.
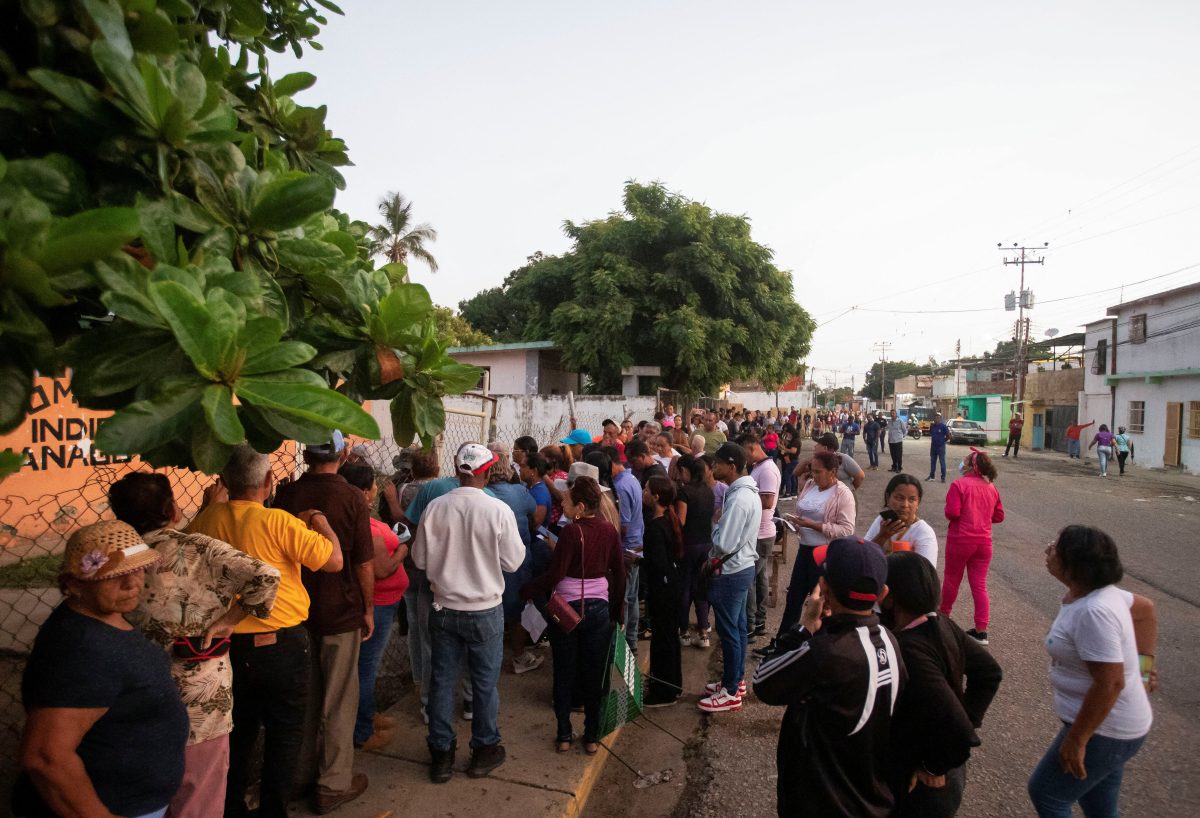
[
  {"xmin": 368, "ymin": 191, "xmax": 438, "ymax": 275},
  {"xmin": 859, "ymin": 360, "xmax": 923, "ymax": 400},
  {"xmin": 458, "ymin": 252, "xmax": 550, "ymax": 342},
  {"xmin": 0, "ymin": 0, "xmax": 478, "ymax": 475},
  {"xmin": 432, "ymin": 306, "xmax": 493, "ymax": 347},
  {"xmin": 458, "ymin": 183, "xmax": 815, "ymax": 395}
]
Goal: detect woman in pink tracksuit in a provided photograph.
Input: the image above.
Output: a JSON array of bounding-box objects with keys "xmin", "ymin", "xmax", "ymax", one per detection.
[{"xmin": 940, "ymin": 450, "xmax": 1004, "ymax": 646}]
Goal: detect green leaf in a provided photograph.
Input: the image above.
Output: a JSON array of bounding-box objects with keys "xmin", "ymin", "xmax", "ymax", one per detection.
[
  {"xmin": 96, "ymin": 257, "xmax": 164, "ymax": 328},
  {"xmin": 313, "ymin": 0, "xmax": 345, "ymax": 14},
  {"xmin": 67, "ymin": 327, "xmax": 181, "ymax": 397},
  {"xmin": 0, "ymin": 363, "xmax": 33, "ymax": 434},
  {"xmin": 4, "ymin": 156, "xmax": 83, "ymax": 215},
  {"xmin": 128, "ymin": 8, "xmax": 178, "ymax": 54},
  {"xmin": 320, "ymin": 230, "xmax": 358, "ymax": 260},
  {"xmin": 227, "ymin": 0, "xmax": 266, "ymax": 37},
  {"xmin": 248, "ymin": 173, "xmax": 335, "ymax": 232},
  {"xmin": 92, "ymin": 41, "xmax": 153, "ymax": 126},
  {"xmin": 241, "ymin": 341, "xmax": 316, "ymax": 375},
  {"xmin": 94, "ymin": 382, "xmax": 205, "ymax": 455},
  {"xmin": 274, "ymin": 237, "xmax": 346, "ymax": 275},
  {"xmin": 136, "ymin": 197, "xmax": 177, "ymax": 266},
  {"xmin": 0, "ymin": 449, "xmax": 23, "ymax": 481},
  {"xmin": 37, "ymin": 207, "xmax": 139, "ymax": 273},
  {"xmin": 21, "ymin": 0, "xmax": 60, "ymax": 27},
  {"xmin": 200, "ymin": 384, "xmax": 245, "ymax": 444},
  {"xmin": 191, "ymin": 422, "xmax": 233, "ymax": 474},
  {"xmin": 4, "ymin": 250, "xmax": 68, "ymax": 307},
  {"xmin": 370, "ymin": 283, "xmax": 433, "ymax": 345},
  {"xmin": 390, "ymin": 388, "xmax": 416, "ymax": 447},
  {"xmin": 28, "ymin": 69, "xmax": 110, "ymax": 121},
  {"xmin": 148, "ymin": 280, "xmax": 225, "ymax": 378},
  {"xmin": 409, "ymin": 389, "xmax": 445, "ymax": 440},
  {"xmin": 274, "ymin": 71, "xmax": 316, "ymax": 96},
  {"xmin": 433, "ymin": 362, "xmax": 484, "ymax": 395},
  {"xmin": 80, "ymin": 0, "xmax": 133, "ymax": 60},
  {"xmin": 235, "ymin": 372, "xmax": 379, "ymax": 439}
]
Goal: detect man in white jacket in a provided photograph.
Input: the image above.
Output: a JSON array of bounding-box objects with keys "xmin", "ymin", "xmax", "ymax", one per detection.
[
  {"xmin": 412, "ymin": 443, "xmax": 525, "ymax": 784},
  {"xmin": 698, "ymin": 443, "xmax": 762, "ymax": 713}
]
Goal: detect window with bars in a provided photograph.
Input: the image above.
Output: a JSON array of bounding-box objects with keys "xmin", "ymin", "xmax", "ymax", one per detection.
[
  {"xmin": 1128, "ymin": 400, "xmax": 1145, "ymax": 433},
  {"xmin": 1189, "ymin": 401, "xmax": 1200, "ymax": 439},
  {"xmin": 1130, "ymin": 314, "xmax": 1147, "ymax": 344},
  {"xmin": 1093, "ymin": 338, "xmax": 1107, "ymax": 374}
]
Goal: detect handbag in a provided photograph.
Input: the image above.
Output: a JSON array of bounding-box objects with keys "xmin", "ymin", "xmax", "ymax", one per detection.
[{"xmin": 545, "ymin": 525, "xmax": 586, "ymax": 634}]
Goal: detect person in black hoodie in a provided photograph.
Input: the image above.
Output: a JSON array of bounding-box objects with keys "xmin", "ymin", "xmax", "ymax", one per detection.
[
  {"xmin": 753, "ymin": 537, "xmax": 906, "ymax": 818},
  {"xmin": 882, "ymin": 551, "xmax": 1003, "ymax": 817}
]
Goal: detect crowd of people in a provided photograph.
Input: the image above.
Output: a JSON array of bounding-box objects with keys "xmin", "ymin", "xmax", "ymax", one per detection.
[{"xmin": 12, "ymin": 405, "xmax": 1159, "ymax": 818}]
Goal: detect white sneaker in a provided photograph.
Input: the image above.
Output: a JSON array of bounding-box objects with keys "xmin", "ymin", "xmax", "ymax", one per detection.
[
  {"xmin": 679, "ymin": 632, "xmax": 693, "ymax": 647},
  {"xmin": 698, "ymin": 632, "xmax": 711, "ymax": 649},
  {"xmin": 697, "ymin": 689, "xmax": 743, "ymax": 713},
  {"xmin": 704, "ymin": 680, "xmax": 746, "ymax": 698},
  {"xmin": 512, "ymin": 652, "xmax": 545, "ymax": 674}
]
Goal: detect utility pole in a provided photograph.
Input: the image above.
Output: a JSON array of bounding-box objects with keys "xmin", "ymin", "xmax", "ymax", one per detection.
[
  {"xmin": 873, "ymin": 341, "xmax": 893, "ymax": 410},
  {"xmin": 999, "ymin": 243, "xmax": 1047, "ymax": 411}
]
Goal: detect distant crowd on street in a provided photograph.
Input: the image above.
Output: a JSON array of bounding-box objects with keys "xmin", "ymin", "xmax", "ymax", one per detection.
[{"xmin": 14, "ymin": 403, "xmax": 1159, "ymax": 818}]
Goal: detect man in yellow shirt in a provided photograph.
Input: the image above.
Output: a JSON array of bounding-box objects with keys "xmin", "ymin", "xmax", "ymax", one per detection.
[{"xmin": 188, "ymin": 444, "xmax": 342, "ymax": 818}]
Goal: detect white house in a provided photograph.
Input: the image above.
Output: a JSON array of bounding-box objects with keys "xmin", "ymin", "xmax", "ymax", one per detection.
[
  {"xmin": 1078, "ymin": 318, "xmax": 1115, "ymax": 453},
  {"xmin": 1092, "ymin": 282, "xmax": 1200, "ymax": 473},
  {"xmin": 447, "ymin": 341, "xmax": 582, "ymax": 395}
]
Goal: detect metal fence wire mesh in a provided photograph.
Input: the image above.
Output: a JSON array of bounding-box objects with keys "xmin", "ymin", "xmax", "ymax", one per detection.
[{"xmin": 0, "ymin": 404, "xmax": 499, "ymax": 795}]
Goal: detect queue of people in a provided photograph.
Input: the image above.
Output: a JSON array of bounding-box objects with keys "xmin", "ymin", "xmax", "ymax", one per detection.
[{"xmin": 12, "ymin": 407, "xmax": 1159, "ymax": 818}]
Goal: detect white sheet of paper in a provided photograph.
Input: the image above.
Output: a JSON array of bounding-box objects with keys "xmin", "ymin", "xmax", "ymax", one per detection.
[{"xmin": 521, "ymin": 601, "xmax": 547, "ymax": 643}]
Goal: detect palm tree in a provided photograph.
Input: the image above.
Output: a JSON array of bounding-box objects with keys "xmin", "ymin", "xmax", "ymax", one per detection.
[{"xmin": 369, "ymin": 192, "xmax": 439, "ymax": 275}]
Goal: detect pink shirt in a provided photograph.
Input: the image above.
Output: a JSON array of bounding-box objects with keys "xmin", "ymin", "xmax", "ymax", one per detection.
[
  {"xmin": 554, "ymin": 575, "xmax": 609, "ymax": 603},
  {"xmin": 944, "ymin": 475, "xmax": 1004, "ymax": 545},
  {"xmin": 369, "ymin": 518, "xmax": 409, "ymax": 606}
]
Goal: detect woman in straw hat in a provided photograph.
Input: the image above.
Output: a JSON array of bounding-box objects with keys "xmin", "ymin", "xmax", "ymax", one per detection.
[{"xmin": 14, "ymin": 520, "xmax": 189, "ymax": 818}]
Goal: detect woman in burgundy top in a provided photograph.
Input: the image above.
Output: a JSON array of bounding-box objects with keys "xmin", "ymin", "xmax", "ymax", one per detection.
[{"xmin": 522, "ymin": 477, "xmax": 625, "ymax": 755}]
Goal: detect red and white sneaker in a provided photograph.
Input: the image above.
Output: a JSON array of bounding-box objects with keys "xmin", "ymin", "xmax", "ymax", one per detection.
[
  {"xmin": 697, "ymin": 689, "xmax": 743, "ymax": 713},
  {"xmin": 704, "ymin": 680, "xmax": 747, "ymax": 698}
]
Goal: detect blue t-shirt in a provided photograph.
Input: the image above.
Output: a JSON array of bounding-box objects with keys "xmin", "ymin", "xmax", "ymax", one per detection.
[
  {"xmin": 929, "ymin": 421, "xmax": 950, "ymax": 448},
  {"xmin": 15, "ymin": 604, "xmax": 189, "ymax": 817},
  {"xmin": 842, "ymin": 422, "xmax": 860, "ymax": 440},
  {"xmin": 865, "ymin": 419, "xmax": 880, "ymax": 442},
  {"xmin": 528, "ymin": 481, "xmax": 552, "ymax": 519},
  {"xmin": 406, "ymin": 477, "xmax": 495, "ymax": 524},
  {"xmin": 488, "ymin": 481, "xmax": 536, "ymax": 549}
]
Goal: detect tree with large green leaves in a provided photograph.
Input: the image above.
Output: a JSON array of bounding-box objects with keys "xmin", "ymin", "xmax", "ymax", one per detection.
[
  {"xmin": 368, "ymin": 191, "xmax": 438, "ymax": 275},
  {"xmin": 0, "ymin": 0, "xmax": 478, "ymax": 475},
  {"xmin": 859, "ymin": 360, "xmax": 923, "ymax": 400},
  {"xmin": 457, "ymin": 183, "xmax": 815, "ymax": 395}
]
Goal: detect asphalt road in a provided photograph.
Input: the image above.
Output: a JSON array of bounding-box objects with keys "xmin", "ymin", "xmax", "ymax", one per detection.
[{"xmin": 588, "ymin": 438, "xmax": 1200, "ymax": 818}]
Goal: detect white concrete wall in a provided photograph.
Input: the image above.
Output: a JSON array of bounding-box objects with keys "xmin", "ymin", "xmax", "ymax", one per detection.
[
  {"xmin": 1110, "ymin": 289, "xmax": 1200, "ymax": 374},
  {"xmin": 1113, "ymin": 376, "xmax": 1200, "ymax": 473},
  {"xmin": 725, "ymin": 390, "xmax": 813, "ymax": 411}
]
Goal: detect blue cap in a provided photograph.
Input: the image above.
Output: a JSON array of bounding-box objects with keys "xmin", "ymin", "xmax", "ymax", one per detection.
[{"xmin": 560, "ymin": 429, "xmax": 593, "ymax": 446}]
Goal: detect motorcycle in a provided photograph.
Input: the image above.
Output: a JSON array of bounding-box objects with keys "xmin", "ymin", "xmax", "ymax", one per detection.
[{"xmin": 907, "ymin": 426, "xmax": 923, "ymax": 441}]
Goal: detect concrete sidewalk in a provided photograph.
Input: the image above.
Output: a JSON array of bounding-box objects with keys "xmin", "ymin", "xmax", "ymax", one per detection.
[{"xmin": 321, "ymin": 646, "xmax": 633, "ymax": 818}]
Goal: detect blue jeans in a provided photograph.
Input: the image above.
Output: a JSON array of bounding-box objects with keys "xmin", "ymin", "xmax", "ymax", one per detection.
[
  {"xmin": 427, "ymin": 604, "xmax": 504, "ymax": 752},
  {"xmin": 1068, "ymin": 438, "xmax": 1081, "ymax": 458},
  {"xmin": 929, "ymin": 446, "xmax": 946, "ymax": 479},
  {"xmin": 624, "ymin": 563, "xmax": 640, "ymax": 651},
  {"xmin": 1028, "ymin": 724, "xmax": 1146, "ymax": 817},
  {"xmin": 708, "ymin": 566, "xmax": 753, "ymax": 694},
  {"xmin": 354, "ymin": 602, "xmax": 398, "ymax": 744},
  {"xmin": 866, "ymin": 440, "xmax": 879, "ymax": 467},
  {"xmin": 405, "ymin": 567, "xmax": 433, "ymax": 705}
]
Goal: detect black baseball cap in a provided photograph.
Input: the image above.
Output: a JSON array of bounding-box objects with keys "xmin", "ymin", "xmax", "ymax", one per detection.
[
  {"xmin": 822, "ymin": 537, "xmax": 887, "ymax": 611},
  {"xmin": 713, "ymin": 442, "xmax": 747, "ymax": 472}
]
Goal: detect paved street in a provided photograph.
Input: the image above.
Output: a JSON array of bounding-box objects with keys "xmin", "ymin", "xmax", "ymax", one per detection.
[{"xmin": 587, "ymin": 439, "xmax": 1200, "ymax": 817}]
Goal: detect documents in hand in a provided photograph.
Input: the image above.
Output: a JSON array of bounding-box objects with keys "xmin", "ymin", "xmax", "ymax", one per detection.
[{"xmin": 521, "ymin": 601, "xmax": 548, "ymax": 642}]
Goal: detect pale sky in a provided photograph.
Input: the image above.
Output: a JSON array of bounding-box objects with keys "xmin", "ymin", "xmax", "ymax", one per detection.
[{"xmin": 281, "ymin": 1, "xmax": 1200, "ymax": 388}]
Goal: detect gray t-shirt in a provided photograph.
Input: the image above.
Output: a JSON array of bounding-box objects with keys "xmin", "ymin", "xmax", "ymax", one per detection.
[{"xmin": 836, "ymin": 453, "xmax": 863, "ymax": 489}]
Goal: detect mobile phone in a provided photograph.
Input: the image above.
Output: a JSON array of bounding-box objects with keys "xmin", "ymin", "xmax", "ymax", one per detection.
[
  {"xmin": 879, "ymin": 508, "xmax": 900, "ymax": 524},
  {"xmin": 536, "ymin": 525, "xmax": 556, "ymax": 542}
]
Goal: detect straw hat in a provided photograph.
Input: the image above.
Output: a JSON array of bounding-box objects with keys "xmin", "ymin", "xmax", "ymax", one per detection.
[{"xmin": 62, "ymin": 520, "xmax": 161, "ymax": 582}]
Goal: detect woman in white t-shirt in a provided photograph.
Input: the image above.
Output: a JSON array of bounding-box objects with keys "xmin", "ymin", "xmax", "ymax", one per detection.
[
  {"xmin": 1028, "ymin": 525, "xmax": 1158, "ymax": 817},
  {"xmin": 863, "ymin": 473, "xmax": 938, "ymax": 567}
]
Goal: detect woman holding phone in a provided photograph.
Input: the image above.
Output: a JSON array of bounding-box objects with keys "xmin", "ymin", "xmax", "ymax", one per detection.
[
  {"xmin": 777, "ymin": 450, "xmax": 856, "ymax": 634},
  {"xmin": 863, "ymin": 473, "xmax": 939, "ymax": 566}
]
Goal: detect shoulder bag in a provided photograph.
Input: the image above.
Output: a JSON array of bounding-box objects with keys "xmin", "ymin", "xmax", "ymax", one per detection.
[{"xmin": 545, "ymin": 525, "xmax": 585, "ymax": 634}]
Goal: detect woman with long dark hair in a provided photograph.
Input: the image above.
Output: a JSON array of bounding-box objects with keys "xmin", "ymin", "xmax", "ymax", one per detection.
[
  {"xmin": 940, "ymin": 450, "xmax": 1004, "ymax": 646},
  {"xmin": 642, "ymin": 474, "xmax": 685, "ymax": 706},
  {"xmin": 675, "ymin": 455, "xmax": 715, "ymax": 649},
  {"xmin": 521, "ymin": 478, "xmax": 625, "ymax": 755}
]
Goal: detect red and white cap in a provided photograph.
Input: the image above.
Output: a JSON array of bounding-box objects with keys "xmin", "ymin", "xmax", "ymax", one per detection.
[{"xmin": 455, "ymin": 442, "xmax": 500, "ymax": 476}]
